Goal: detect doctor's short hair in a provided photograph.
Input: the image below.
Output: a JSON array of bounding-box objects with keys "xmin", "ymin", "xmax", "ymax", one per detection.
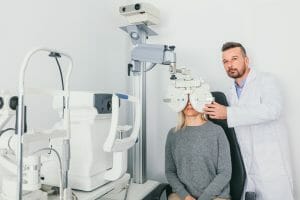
[{"xmin": 222, "ymin": 42, "xmax": 247, "ymax": 57}]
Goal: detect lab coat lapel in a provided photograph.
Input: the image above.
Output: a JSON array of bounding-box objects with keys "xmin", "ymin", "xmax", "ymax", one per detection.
[
  {"xmin": 229, "ymin": 85, "xmax": 238, "ymax": 105},
  {"xmin": 234, "ymin": 68, "xmax": 257, "ymax": 103}
]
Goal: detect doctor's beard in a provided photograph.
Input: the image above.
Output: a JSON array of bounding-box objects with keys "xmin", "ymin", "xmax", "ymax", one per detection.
[{"xmin": 226, "ymin": 66, "xmax": 247, "ymax": 79}]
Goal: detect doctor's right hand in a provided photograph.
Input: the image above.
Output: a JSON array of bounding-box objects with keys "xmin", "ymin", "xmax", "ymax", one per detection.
[{"xmin": 203, "ymin": 101, "xmax": 227, "ymax": 120}]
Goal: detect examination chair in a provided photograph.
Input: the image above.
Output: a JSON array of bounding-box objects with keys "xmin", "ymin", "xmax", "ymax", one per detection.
[{"xmin": 146, "ymin": 91, "xmax": 256, "ymax": 200}]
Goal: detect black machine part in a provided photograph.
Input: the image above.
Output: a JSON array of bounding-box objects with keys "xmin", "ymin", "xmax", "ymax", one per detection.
[
  {"xmin": 9, "ymin": 96, "xmax": 18, "ymax": 110},
  {"xmin": 94, "ymin": 94, "xmax": 115, "ymax": 114},
  {"xmin": 0, "ymin": 97, "xmax": 3, "ymax": 109}
]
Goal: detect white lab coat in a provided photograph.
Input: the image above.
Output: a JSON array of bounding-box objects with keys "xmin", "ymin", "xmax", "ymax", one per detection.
[{"xmin": 226, "ymin": 69, "xmax": 294, "ymax": 200}]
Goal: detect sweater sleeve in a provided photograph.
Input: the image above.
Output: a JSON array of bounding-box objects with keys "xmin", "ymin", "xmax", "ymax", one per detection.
[
  {"xmin": 198, "ymin": 128, "xmax": 232, "ymax": 200},
  {"xmin": 165, "ymin": 129, "xmax": 190, "ymax": 199}
]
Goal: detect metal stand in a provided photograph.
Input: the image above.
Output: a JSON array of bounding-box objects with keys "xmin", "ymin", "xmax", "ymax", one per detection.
[
  {"xmin": 121, "ymin": 24, "xmax": 157, "ymax": 184},
  {"xmin": 16, "ymin": 48, "xmax": 73, "ymax": 200}
]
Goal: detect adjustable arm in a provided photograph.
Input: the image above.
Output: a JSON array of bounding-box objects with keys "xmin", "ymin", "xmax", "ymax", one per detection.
[{"xmin": 130, "ymin": 44, "xmax": 177, "ymax": 79}]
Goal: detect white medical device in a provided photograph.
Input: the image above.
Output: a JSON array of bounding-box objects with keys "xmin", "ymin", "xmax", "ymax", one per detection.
[
  {"xmin": 15, "ymin": 47, "xmax": 73, "ymax": 200},
  {"xmin": 41, "ymin": 91, "xmax": 140, "ymax": 193},
  {"xmin": 119, "ymin": 3, "xmax": 160, "ymax": 25},
  {"xmin": 103, "ymin": 93, "xmax": 140, "ymax": 181},
  {"xmin": 0, "ymin": 48, "xmax": 141, "ymax": 200},
  {"xmin": 163, "ymin": 67, "xmax": 214, "ymax": 112}
]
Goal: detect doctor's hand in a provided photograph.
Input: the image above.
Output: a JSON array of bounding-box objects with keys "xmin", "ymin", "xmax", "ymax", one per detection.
[
  {"xmin": 203, "ymin": 102, "xmax": 227, "ymax": 120},
  {"xmin": 184, "ymin": 195, "xmax": 196, "ymax": 200}
]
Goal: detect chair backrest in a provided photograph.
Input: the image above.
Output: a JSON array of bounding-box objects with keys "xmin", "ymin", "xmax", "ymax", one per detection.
[{"xmin": 210, "ymin": 92, "xmax": 246, "ymax": 200}]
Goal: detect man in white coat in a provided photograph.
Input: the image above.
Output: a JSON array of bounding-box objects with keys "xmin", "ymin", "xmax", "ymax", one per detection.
[{"xmin": 204, "ymin": 42, "xmax": 294, "ymax": 200}]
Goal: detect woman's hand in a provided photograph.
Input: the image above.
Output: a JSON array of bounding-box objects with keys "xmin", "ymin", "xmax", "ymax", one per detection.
[{"xmin": 184, "ymin": 195, "xmax": 196, "ymax": 200}]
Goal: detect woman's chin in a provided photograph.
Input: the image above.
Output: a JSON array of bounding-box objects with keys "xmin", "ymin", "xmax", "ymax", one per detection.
[{"xmin": 184, "ymin": 112, "xmax": 200, "ymax": 117}]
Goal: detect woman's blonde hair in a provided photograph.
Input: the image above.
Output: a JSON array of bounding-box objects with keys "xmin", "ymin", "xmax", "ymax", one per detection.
[
  {"xmin": 175, "ymin": 111, "xmax": 186, "ymax": 132},
  {"xmin": 175, "ymin": 111, "xmax": 208, "ymax": 132}
]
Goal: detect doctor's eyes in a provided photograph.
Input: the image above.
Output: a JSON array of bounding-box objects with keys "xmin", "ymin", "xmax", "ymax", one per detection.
[{"xmin": 223, "ymin": 57, "xmax": 239, "ymax": 64}]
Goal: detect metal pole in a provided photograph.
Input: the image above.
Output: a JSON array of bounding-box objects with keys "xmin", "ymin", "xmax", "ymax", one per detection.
[
  {"xmin": 132, "ymin": 29, "xmax": 147, "ymax": 184},
  {"xmin": 16, "ymin": 96, "xmax": 24, "ymax": 200}
]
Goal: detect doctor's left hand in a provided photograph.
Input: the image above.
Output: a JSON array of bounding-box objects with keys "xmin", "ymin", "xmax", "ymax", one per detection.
[{"xmin": 203, "ymin": 102, "xmax": 227, "ymax": 119}]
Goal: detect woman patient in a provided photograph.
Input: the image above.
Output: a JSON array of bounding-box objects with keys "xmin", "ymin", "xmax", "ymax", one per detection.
[{"xmin": 165, "ymin": 98, "xmax": 232, "ymax": 200}]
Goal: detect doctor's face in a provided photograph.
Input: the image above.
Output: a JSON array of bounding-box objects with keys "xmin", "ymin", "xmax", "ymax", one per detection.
[{"xmin": 222, "ymin": 47, "xmax": 249, "ymax": 79}]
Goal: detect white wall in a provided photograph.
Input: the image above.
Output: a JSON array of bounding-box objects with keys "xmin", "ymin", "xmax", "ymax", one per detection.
[{"xmin": 121, "ymin": 0, "xmax": 300, "ymax": 198}]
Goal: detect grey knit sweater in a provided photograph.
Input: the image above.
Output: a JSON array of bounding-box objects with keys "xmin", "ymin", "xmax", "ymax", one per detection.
[{"xmin": 165, "ymin": 121, "xmax": 231, "ymax": 200}]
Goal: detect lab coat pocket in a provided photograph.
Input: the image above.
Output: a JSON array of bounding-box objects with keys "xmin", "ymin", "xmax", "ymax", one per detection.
[{"xmin": 254, "ymin": 142, "xmax": 286, "ymax": 179}]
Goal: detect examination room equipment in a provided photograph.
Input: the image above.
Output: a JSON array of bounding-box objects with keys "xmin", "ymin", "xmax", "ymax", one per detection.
[
  {"xmin": 0, "ymin": 48, "xmax": 74, "ymax": 200},
  {"xmin": 120, "ymin": 3, "xmax": 177, "ymax": 190},
  {"xmin": 163, "ymin": 67, "xmax": 214, "ymax": 113},
  {"xmin": 0, "ymin": 48, "xmax": 140, "ymax": 200}
]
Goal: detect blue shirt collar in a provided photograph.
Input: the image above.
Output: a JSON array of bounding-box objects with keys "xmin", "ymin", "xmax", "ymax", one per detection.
[{"xmin": 234, "ymin": 78, "xmax": 247, "ymax": 89}]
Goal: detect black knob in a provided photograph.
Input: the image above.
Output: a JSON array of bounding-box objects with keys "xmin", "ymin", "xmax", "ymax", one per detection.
[
  {"xmin": 0, "ymin": 97, "xmax": 3, "ymax": 109},
  {"xmin": 170, "ymin": 74, "xmax": 177, "ymax": 80},
  {"xmin": 107, "ymin": 100, "xmax": 112, "ymax": 112},
  {"xmin": 48, "ymin": 52, "xmax": 61, "ymax": 58},
  {"xmin": 122, "ymin": 7, "xmax": 126, "ymax": 12},
  {"xmin": 169, "ymin": 46, "xmax": 176, "ymax": 50},
  {"xmin": 10, "ymin": 96, "xmax": 18, "ymax": 110},
  {"xmin": 134, "ymin": 3, "xmax": 141, "ymax": 10},
  {"xmin": 128, "ymin": 63, "xmax": 133, "ymax": 76}
]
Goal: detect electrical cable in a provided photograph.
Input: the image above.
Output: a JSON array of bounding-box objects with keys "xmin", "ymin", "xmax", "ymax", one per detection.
[
  {"xmin": 55, "ymin": 57, "xmax": 65, "ymax": 118},
  {"xmin": 49, "ymin": 52, "xmax": 65, "ymax": 118},
  {"xmin": 0, "ymin": 128, "xmax": 15, "ymax": 136},
  {"xmin": 55, "ymin": 57, "xmax": 65, "ymax": 91}
]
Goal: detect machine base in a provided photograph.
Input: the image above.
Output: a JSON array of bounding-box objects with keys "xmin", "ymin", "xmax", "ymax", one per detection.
[{"xmin": 48, "ymin": 173, "xmax": 130, "ymax": 200}]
